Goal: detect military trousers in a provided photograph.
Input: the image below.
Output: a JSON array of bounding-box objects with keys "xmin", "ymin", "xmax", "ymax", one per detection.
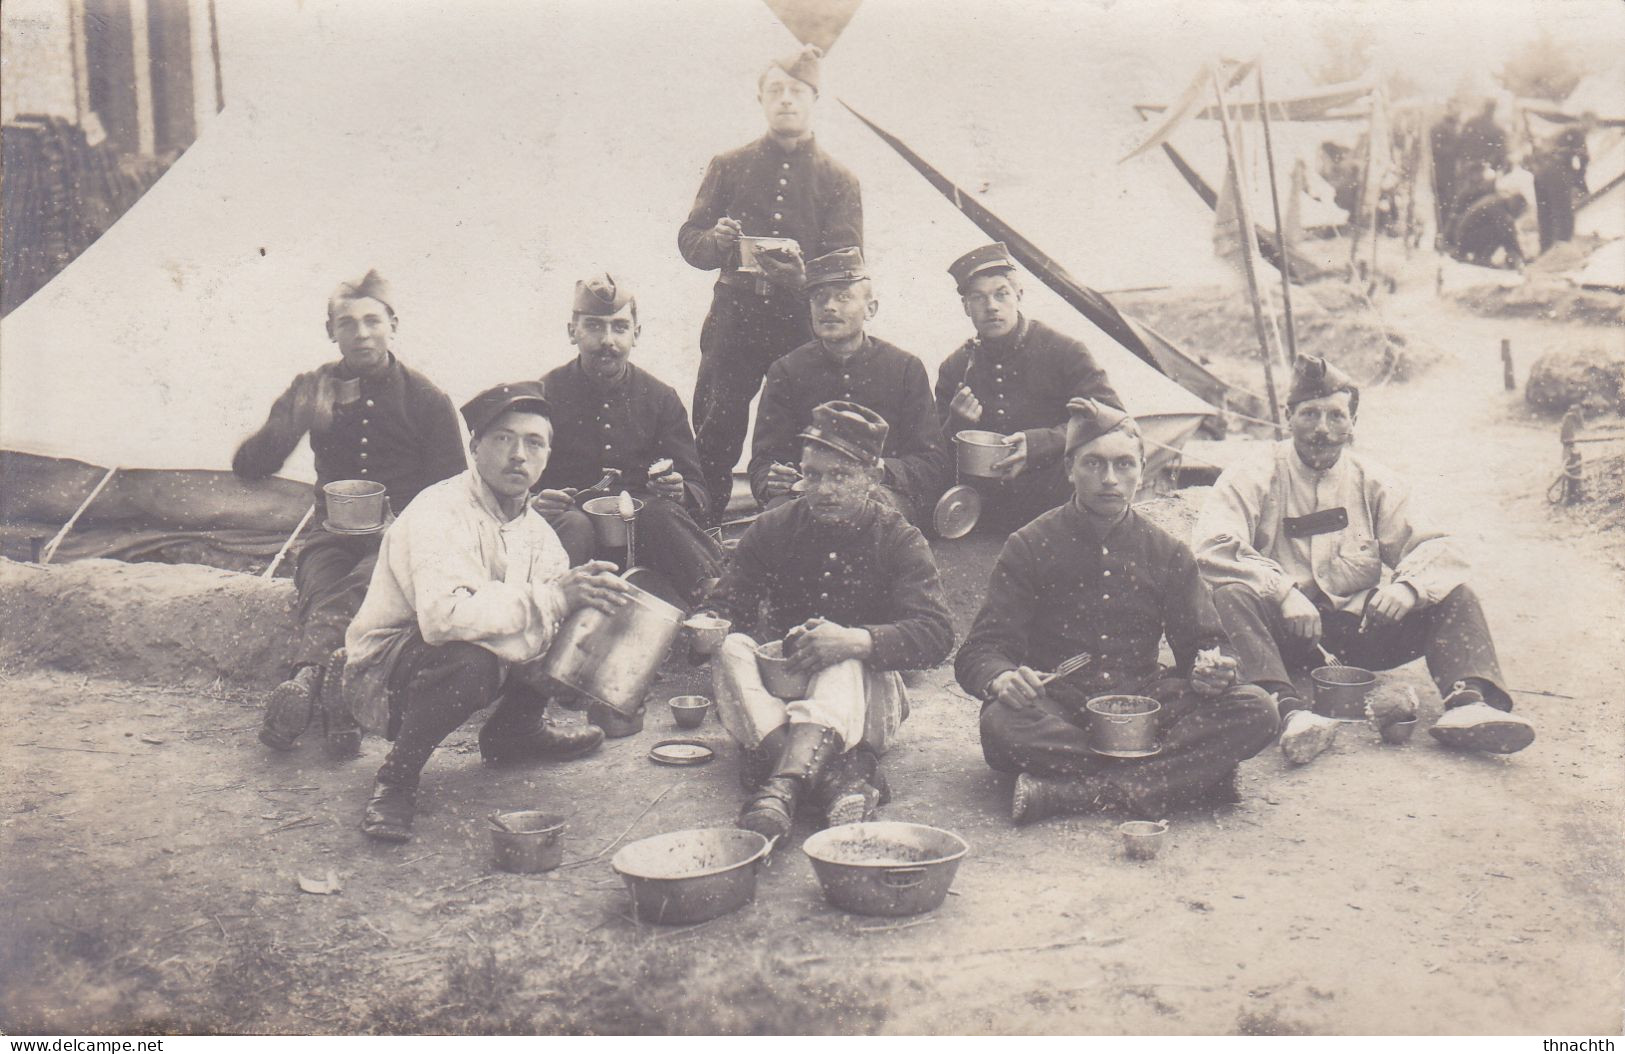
[{"xmin": 292, "ymin": 531, "xmax": 379, "ymax": 669}]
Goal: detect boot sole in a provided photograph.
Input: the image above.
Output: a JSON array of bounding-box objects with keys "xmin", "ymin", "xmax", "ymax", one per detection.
[
  {"xmin": 824, "ymin": 786, "xmax": 880, "ymax": 827},
  {"xmin": 480, "ymin": 735, "xmax": 605, "ymax": 765},
  {"xmin": 361, "ymin": 820, "xmax": 413, "ymax": 844},
  {"xmin": 1429, "ymin": 719, "xmax": 1535, "ymax": 754},
  {"xmin": 259, "ymin": 680, "xmax": 314, "ymax": 751}
]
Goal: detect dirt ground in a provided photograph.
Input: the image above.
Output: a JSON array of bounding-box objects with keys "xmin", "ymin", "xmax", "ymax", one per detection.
[{"xmin": 2, "ymin": 290, "xmax": 1622, "ymax": 1036}]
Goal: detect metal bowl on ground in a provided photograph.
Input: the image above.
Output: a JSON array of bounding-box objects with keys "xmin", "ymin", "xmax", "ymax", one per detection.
[
  {"xmin": 611, "ymin": 828, "xmax": 772, "ymax": 924},
  {"xmin": 489, "ymin": 811, "xmax": 566, "ymax": 873},
  {"xmin": 954, "ymin": 430, "xmax": 1015, "ymax": 479},
  {"xmin": 755, "ymin": 640, "xmax": 812, "ymax": 700},
  {"xmin": 581, "ymin": 494, "xmax": 644, "ymax": 547},
  {"xmin": 323, "ymin": 479, "xmax": 388, "ymax": 530},
  {"xmin": 668, "ymin": 695, "xmax": 711, "ymax": 729},
  {"xmin": 1085, "ymin": 695, "xmax": 1162, "ymax": 754},
  {"xmin": 1310, "ymin": 665, "xmax": 1378, "ymax": 721},
  {"xmin": 802, "ymin": 821, "xmax": 970, "ymax": 917}
]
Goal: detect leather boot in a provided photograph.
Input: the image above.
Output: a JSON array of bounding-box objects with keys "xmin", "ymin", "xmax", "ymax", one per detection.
[
  {"xmin": 361, "ymin": 776, "xmax": 418, "ymax": 843},
  {"xmin": 738, "ymin": 724, "xmax": 841, "ymax": 841},
  {"xmin": 738, "ymin": 725, "xmax": 788, "ymax": 791},
  {"xmin": 479, "ymin": 689, "xmax": 605, "ymax": 763},
  {"xmin": 259, "ymin": 665, "xmax": 320, "ymax": 750},
  {"xmin": 1011, "ymin": 772, "xmax": 1120, "ymax": 826},
  {"xmin": 813, "ymin": 745, "xmax": 891, "ymax": 828},
  {"xmin": 320, "ymin": 648, "xmax": 363, "ymax": 759}
]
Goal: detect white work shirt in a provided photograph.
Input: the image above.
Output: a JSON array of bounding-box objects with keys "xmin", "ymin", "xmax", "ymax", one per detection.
[
  {"xmin": 1195, "ymin": 440, "xmax": 1468, "ymax": 614},
  {"xmin": 344, "ymin": 469, "xmax": 571, "ymax": 733}
]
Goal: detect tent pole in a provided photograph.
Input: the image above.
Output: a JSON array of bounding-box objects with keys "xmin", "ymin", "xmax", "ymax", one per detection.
[
  {"xmin": 1210, "ymin": 65, "xmax": 1283, "ymax": 425},
  {"xmin": 1255, "ymin": 63, "xmax": 1298, "ymax": 364},
  {"xmin": 263, "ymin": 504, "xmax": 316, "ymax": 579},
  {"xmin": 39, "ymin": 467, "xmax": 118, "ymax": 565}
]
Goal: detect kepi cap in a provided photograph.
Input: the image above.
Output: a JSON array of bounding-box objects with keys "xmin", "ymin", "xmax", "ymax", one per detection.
[
  {"xmin": 802, "ymin": 246, "xmax": 868, "ymax": 292},
  {"xmin": 1064, "ymin": 397, "xmax": 1138, "ymax": 457},
  {"xmin": 948, "ymin": 242, "xmax": 1018, "ymax": 292},
  {"xmin": 799, "ymin": 400, "xmax": 888, "ymax": 466},
  {"xmin": 573, "ymin": 272, "xmax": 633, "ymax": 316},
  {"xmin": 461, "ymin": 381, "xmax": 551, "ymax": 438}
]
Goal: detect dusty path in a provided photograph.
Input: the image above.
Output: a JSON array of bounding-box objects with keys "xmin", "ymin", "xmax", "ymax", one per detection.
[{"xmin": 1, "ymin": 293, "xmax": 1621, "ymax": 1035}]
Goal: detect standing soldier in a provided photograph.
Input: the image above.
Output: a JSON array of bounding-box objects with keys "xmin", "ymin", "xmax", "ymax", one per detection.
[
  {"xmin": 679, "ymin": 43, "xmax": 863, "ymax": 518},
  {"xmin": 531, "ymin": 274, "xmax": 723, "ymax": 604},
  {"xmin": 935, "ymin": 243, "xmax": 1123, "ymax": 532},
  {"xmin": 233, "ymin": 270, "xmax": 466, "ymax": 757}
]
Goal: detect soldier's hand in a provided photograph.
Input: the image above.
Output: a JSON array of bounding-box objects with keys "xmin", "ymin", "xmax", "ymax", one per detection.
[
  {"xmin": 711, "ymin": 216, "xmax": 743, "ymax": 246},
  {"xmin": 950, "ymin": 385, "xmax": 983, "ymax": 423},
  {"xmin": 560, "ymin": 560, "xmax": 631, "ymax": 615},
  {"xmin": 1362, "ymin": 582, "xmax": 1418, "ymax": 631},
  {"xmin": 762, "ymin": 462, "xmax": 800, "ymax": 499},
  {"xmin": 531, "ymin": 489, "xmax": 575, "ymax": 518},
  {"xmin": 648, "ymin": 472, "xmax": 685, "ymax": 504},
  {"xmin": 989, "ymin": 667, "xmax": 1046, "ymax": 710},
  {"xmin": 1280, "ymin": 587, "xmax": 1322, "ymax": 642},
  {"xmin": 990, "ymin": 432, "xmax": 1029, "ymax": 477},
  {"xmin": 785, "ymin": 620, "xmax": 872, "ymax": 675},
  {"xmin": 1190, "ymin": 652, "xmax": 1239, "ymax": 698},
  {"xmin": 755, "ymin": 246, "xmax": 805, "ymax": 289}
]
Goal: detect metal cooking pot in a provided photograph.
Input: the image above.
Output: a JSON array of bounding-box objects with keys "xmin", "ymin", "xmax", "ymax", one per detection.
[
  {"xmin": 755, "ymin": 640, "xmax": 812, "ymax": 700},
  {"xmin": 954, "ymin": 430, "xmax": 1015, "ymax": 479},
  {"xmin": 1085, "ymin": 695, "xmax": 1162, "ymax": 754},
  {"xmin": 1310, "ymin": 665, "xmax": 1377, "ymax": 721},
  {"xmin": 539, "ymin": 569, "xmax": 682, "ymax": 716},
  {"xmin": 323, "ymin": 479, "xmax": 387, "ymax": 530},
  {"xmin": 612, "ymin": 828, "xmax": 772, "ymax": 924},
  {"xmin": 582, "ymin": 494, "xmax": 644, "ymax": 547},
  {"xmin": 802, "ymin": 821, "xmax": 969, "ymax": 917}
]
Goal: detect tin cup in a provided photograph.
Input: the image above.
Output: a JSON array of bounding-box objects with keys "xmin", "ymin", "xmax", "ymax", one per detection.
[
  {"xmin": 1118, "ymin": 820, "xmax": 1169, "ymax": 861},
  {"xmin": 490, "ymin": 811, "xmax": 566, "ymax": 873}
]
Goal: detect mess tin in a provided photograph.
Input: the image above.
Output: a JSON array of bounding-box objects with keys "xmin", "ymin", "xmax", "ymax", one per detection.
[
  {"xmin": 954, "ymin": 430, "xmax": 1016, "ymax": 479},
  {"xmin": 737, "ymin": 236, "xmax": 799, "ymax": 274},
  {"xmin": 323, "ymin": 479, "xmax": 387, "ymax": 531}
]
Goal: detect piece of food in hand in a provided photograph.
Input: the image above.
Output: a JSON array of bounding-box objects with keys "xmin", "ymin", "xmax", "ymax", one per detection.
[
  {"xmin": 1194, "ymin": 648, "xmax": 1237, "ymax": 675},
  {"xmin": 647, "ymin": 458, "xmax": 674, "ymax": 479}
]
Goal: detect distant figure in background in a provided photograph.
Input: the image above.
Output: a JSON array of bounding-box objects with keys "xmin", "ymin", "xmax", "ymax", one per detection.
[
  {"xmin": 531, "ymin": 274, "xmax": 723, "ymax": 605},
  {"xmin": 678, "ymin": 43, "xmax": 863, "ymax": 519},
  {"xmin": 1457, "ymin": 98, "xmax": 1509, "ymax": 180},
  {"xmin": 232, "ymin": 270, "xmax": 465, "ymax": 757},
  {"xmin": 933, "ymin": 242, "xmax": 1122, "ymax": 532},
  {"xmin": 1452, "ymin": 192, "xmax": 1528, "ymax": 270},
  {"xmin": 1530, "ymin": 124, "xmax": 1590, "ymax": 254},
  {"xmin": 1429, "ymin": 107, "xmax": 1462, "ymax": 237},
  {"xmin": 749, "ymin": 247, "xmax": 951, "ymax": 525}
]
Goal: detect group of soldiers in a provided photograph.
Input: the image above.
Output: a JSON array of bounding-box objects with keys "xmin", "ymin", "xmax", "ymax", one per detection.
[{"xmin": 233, "ymin": 45, "xmax": 1536, "ymax": 844}]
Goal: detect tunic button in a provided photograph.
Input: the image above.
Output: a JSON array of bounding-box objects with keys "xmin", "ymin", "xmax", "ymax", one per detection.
[
  {"xmin": 773, "ymin": 212, "xmax": 782, "ymax": 220},
  {"xmin": 1101, "ymin": 547, "xmax": 1109, "ymax": 555},
  {"xmin": 1103, "ymin": 570, "xmax": 1111, "ymax": 577},
  {"xmin": 360, "ymin": 437, "xmax": 368, "ymax": 444},
  {"xmin": 604, "ymin": 444, "xmax": 612, "ymax": 451},
  {"xmin": 782, "ymin": 161, "xmax": 790, "ymax": 169},
  {"xmin": 819, "ymin": 592, "xmax": 829, "ymax": 601},
  {"xmin": 1100, "ymin": 634, "xmax": 1109, "ymax": 641},
  {"xmin": 1102, "ymin": 593, "xmax": 1110, "ymax": 600},
  {"xmin": 828, "ymin": 553, "xmax": 838, "ymax": 560},
  {"xmin": 359, "ymin": 452, "xmax": 368, "ymax": 459},
  {"xmin": 775, "ymin": 194, "xmax": 784, "ymax": 202},
  {"xmin": 360, "ymin": 467, "xmax": 369, "ymax": 475},
  {"xmin": 779, "ymin": 178, "xmax": 787, "ymax": 185},
  {"xmin": 603, "ymin": 422, "xmax": 612, "ymax": 429},
  {"xmin": 365, "ymin": 399, "xmax": 375, "ymax": 408}
]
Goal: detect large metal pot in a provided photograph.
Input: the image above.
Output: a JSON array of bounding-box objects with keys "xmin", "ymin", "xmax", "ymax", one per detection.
[
  {"xmin": 1311, "ymin": 665, "xmax": 1377, "ymax": 721},
  {"xmin": 954, "ymin": 430, "xmax": 1014, "ymax": 479},
  {"xmin": 803, "ymin": 822, "xmax": 969, "ymax": 917},
  {"xmin": 323, "ymin": 479, "xmax": 387, "ymax": 529},
  {"xmin": 612, "ymin": 828, "xmax": 772, "ymax": 924},
  {"xmin": 539, "ymin": 570, "xmax": 682, "ymax": 715},
  {"xmin": 755, "ymin": 640, "xmax": 812, "ymax": 700},
  {"xmin": 1085, "ymin": 695, "xmax": 1162, "ymax": 754}
]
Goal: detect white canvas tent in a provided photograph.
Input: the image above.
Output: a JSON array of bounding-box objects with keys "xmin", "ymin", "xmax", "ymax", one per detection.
[{"xmin": 1, "ymin": 0, "xmax": 1216, "ymax": 550}]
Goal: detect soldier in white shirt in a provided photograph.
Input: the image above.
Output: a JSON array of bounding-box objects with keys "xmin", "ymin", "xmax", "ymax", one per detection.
[
  {"xmin": 1195, "ymin": 356, "xmax": 1534, "ymax": 764},
  {"xmin": 343, "ymin": 382, "xmax": 631, "ymax": 843}
]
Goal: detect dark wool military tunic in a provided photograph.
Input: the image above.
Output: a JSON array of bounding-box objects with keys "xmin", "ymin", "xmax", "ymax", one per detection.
[
  {"xmin": 934, "ymin": 316, "xmax": 1123, "ymax": 464},
  {"xmin": 232, "ymin": 354, "xmax": 465, "ymax": 517},
  {"xmin": 748, "ymin": 336, "xmax": 951, "ymax": 511},
  {"xmin": 536, "ymin": 359, "xmax": 709, "ymax": 519},
  {"xmin": 704, "ymin": 498, "xmax": 953, "ymax": 671},
  {"xmin": 678, "ymin": 134, "xmax": 863, "ymax": 279},
  {"xmin": 956, "ymin": 502, "xmax": 1229, "ymax": 701}
]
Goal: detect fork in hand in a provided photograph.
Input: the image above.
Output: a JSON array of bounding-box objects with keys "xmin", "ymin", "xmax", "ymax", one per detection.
[{"xmin": 1036, "ymin": 651, "xmax": 1093, "ymax": 687}]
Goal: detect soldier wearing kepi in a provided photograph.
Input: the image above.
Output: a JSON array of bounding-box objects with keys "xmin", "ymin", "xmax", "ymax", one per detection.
[
  {"xmin": 342, "ymin": 383, "xmax": 630, "ymax": 843},
  {"xmin": 531, "ymin": 274, "xmax": 723, "ymax": 604},
  {"xmin": 1195, "ymin": 356, "xmax": 1535, "ymax": 765},
  {"xmin": 956, "ymin": 399, "xmax": 1279, "ymax": 825},
  {"xmin": 935, "ymin": 243, "xmax": 1124, "ymax": 531},
  {"xmin": 679, "ymin": 42, "xmax": 863, "ymax": 518},
  {"xmin": 232, "ymin": 270, "xmax": 465, "ymax": 757},
  {"xmin": 697, "ymin": 401, "xmax": 953, "ymax": 840},
  {"xmin": 749, "ymin": 247, "xmax": 951, "ymax": 525}
]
